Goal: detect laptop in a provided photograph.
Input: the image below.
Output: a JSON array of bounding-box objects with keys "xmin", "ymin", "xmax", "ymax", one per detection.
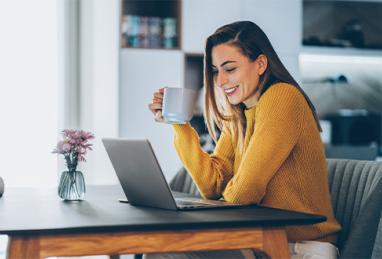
[{"xmin": 102, "ymin": 138, "xmax": 242, "ymax": 210}]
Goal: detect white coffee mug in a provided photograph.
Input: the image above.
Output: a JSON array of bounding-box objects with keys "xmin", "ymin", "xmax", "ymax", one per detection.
[
  {"xmin": 162, "ymin": 87, "xmax": 198, "ymax": 124},
  {"xmin": 0, "ymin": 177, "xmax": 4, "ymax": 197}
]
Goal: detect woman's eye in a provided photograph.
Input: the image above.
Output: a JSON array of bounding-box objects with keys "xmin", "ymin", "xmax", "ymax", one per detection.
[{"xmin": 226, "ymin": 68, "xmax": 236, "ymax": 72}]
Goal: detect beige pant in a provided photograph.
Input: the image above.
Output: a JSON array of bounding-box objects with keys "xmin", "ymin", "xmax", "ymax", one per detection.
[
  {"xmin": 289, "ymin": 241, "xmax": 339, "ymax": 259},
  {"xmin": 144, "ymin": 241, "xmax": 338, "ymax": 259}
]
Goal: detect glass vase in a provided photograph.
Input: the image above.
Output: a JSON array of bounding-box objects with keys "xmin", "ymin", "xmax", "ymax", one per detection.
[{"xmin": 58, "ymin": 170, "xmax": 86, "ymax": 201}]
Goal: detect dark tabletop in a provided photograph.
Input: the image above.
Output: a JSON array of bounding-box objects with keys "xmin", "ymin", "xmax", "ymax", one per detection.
[{"xmin": 0, "ymin": 185, "xmax": 326, "ymax": 235}]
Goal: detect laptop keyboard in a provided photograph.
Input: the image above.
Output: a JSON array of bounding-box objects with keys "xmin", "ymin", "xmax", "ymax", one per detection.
[{"xmin": 176, "ymin": 199, "xmax": 212, "ymax": 208}]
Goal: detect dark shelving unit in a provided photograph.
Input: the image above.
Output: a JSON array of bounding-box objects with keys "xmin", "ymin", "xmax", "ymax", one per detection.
[
  {"xmin": 303, "ymin": 0, "xmax": 382, "ymax": 50},
  {"xmin": 120, "ymin": 0, "xmax": 181, "ymax": 49}
]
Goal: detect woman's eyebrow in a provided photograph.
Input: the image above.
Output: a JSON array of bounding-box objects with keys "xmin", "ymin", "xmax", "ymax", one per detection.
[{"xmin": 212, "ymin": 60, "xmax": 237, "ymax": 68}]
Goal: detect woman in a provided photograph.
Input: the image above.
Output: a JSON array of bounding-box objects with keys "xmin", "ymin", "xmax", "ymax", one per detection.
[{"xmin": 148, "ymin": 21, "xmax": 341, "ymax": 259}]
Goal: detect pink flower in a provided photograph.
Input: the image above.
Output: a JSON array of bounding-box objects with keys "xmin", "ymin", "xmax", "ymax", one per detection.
[
  {"xmin": 62, "ymin": 142, "xmax": 72, "ymax": 153},
  {"xmin": 52, "ymin": 141, "xmax": 65, "ymax": 154},
  {"xmin": 53, "ymin": 129, "xmax": 94, "ymax": 167}
]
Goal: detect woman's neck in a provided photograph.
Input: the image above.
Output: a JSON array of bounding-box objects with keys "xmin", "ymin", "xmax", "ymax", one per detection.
[{"xmin": 243, "ymin": 88, "xmax": 261, "ymax": 108}]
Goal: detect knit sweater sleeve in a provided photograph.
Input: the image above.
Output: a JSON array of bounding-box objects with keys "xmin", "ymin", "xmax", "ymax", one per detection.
[
  {"xmin": 172, "ymin": 124, "xmax": 235, "ymax": 199},
  {"xmin": 223, "ymin": 85, "xmax": 305, "ymax": 204}
]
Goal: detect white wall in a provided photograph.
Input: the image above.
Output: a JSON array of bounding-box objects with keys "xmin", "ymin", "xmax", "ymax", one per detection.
[
  {"xmin": 241, "ymin": 0, "xmax": 301, "ymax": 54},
  {"xmin": 79, "ymin": 0, "xmax": 120, "ymax": 185},
  {"xmin": 182, "ymin": 0, "xmax": 242, "ymax": 53},
  {"xmin": 58, "ymin": 0, "xmax": 80, "ymax": 130},
  {"xmin": 240, "ymin": 0, "xmax": 302, "ymax": 82},
  {"xmin": 119, "ymin": 49, "xmax": 184, "ymax": 180}
]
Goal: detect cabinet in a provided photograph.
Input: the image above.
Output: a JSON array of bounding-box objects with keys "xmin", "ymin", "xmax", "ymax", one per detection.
[
  {"xmin": 300, "ymin": 1, "xmax": 382, "ymax": 154},
  {"xmin": 303, "ymin": 0, "xmax": 382, "ymax": 50},
  {"xmin": 120, "ymin": 0, "xmax": 181, "ymax": 49},
  {"xmin": 300, "ymin": 0, "xmax": 382, "ymax": 82}
]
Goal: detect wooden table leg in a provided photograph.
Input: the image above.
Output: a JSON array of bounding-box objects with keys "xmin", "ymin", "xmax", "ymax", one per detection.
[
  {"xmin": 262, "ymin": 227, "xmax": 290, "ymax": 259},
  {"xmin": 7, "ymin": 236, "xmax": 43, "ymax": 259}
]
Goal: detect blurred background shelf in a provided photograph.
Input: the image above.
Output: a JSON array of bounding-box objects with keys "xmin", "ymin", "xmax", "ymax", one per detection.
[
  {"xmin": 120, "ymin": 0, "xmax": 181, "ymax": 49},
  {"xmin": 303, "ymin": 0, "xmax": 382, "ymax": 51},
  {"xmin": 301, "ymin": 46, "xmax": 382, "ymax": 58}
]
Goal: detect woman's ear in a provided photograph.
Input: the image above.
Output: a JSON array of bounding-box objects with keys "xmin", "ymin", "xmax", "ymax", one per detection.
[{"xmin": 256, "ymin": 54, "xmax": 268, "ymax": 76}]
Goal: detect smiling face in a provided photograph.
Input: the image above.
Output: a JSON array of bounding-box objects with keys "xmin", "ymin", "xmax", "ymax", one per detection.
[{"xmin": 211, "ymin": 43, "xmax": 267, "ymax": 108}]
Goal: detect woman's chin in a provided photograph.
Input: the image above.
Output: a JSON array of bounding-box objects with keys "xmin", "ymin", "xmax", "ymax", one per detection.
[{"xmin": 227, "ymin": 96, "xmax": 241, "ymax": 105}]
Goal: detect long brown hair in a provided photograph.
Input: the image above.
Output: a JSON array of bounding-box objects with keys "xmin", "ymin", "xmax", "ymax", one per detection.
[{"xmin": 204, "ymin": 21, "xmax": 321, "ymax": 150}]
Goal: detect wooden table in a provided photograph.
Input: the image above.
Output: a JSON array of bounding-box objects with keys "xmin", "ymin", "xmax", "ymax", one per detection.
[{"xmin": 0, "ymin": 186, "xmax": 325, "ymax": 258}]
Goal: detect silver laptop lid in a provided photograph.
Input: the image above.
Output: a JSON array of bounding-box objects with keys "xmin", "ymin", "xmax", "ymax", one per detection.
[{"xmin": 102, "ymin": 138, "xmax": 178, "ymax": 210}]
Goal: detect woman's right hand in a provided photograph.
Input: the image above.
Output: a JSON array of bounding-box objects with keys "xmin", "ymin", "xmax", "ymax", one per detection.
[{"xmin": 148, "ymin": 88, "xmax": 165, "ymax": 123}]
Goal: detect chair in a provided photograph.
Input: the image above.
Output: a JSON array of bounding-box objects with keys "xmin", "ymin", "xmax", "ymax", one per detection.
[
  {"xmin": 169, "ymin": 159, "xmax": 382, "ymax": 259},
  {"xmin": 327, "ymin": 159, "xmax": 382, "ymax": 259}
]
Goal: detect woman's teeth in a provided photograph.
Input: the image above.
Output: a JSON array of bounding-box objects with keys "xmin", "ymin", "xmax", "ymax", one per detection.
[{"xmin": 224, "ymin": 86, "xmax": 238, "ymax": 95}]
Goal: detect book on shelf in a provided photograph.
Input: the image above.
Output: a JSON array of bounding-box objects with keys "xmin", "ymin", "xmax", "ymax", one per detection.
[{"xmin": 121, "ymin": 15, "xmax": 177, "ymax": 49}]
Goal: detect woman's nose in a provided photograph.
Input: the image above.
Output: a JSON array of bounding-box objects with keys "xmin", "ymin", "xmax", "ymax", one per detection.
[{"xmin": 216, "ymin": 72, "xmax": 228, "ymax": 87}]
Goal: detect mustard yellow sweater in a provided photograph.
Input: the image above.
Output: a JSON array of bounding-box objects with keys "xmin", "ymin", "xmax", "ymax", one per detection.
[{"xmin": 172, "ymin": 83, "xmax": 341, "ymax": 243}]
